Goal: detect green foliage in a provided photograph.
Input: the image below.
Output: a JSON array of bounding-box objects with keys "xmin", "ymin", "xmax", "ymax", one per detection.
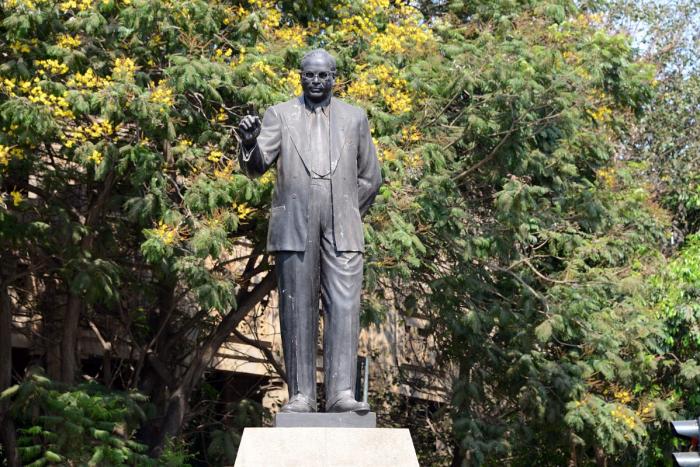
[
  {"xmin": 157, "ymin": 438, "xmax": 194, "ymax": 467},
  {"xmin": 205, "ymin": 399, "xmax": 263, "ymax": 466},
  {"xmin": 3, "ymin": 369, "xmax": 156, "ymax": 466},
  {"xmin": 380, "ymin": 0, "xmax": 680, "ymax": 464},
  {"xmin": 0, "ymin": 0, "xmax": 697, "ymax": 465},
  {"xmin": 653, "ymin": 234, "xmax": 700, "ymax": 380}
]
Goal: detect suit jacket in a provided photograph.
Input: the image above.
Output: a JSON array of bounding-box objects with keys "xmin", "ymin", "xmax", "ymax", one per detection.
[{"xmin": 239, "ymin": 96, "xmax": 382, "ymax": 252}]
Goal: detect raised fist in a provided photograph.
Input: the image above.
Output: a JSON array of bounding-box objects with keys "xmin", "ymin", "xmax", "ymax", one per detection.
[{"xmin": 238, "ymin": 115, "xmax": 261, "ymax": 146}]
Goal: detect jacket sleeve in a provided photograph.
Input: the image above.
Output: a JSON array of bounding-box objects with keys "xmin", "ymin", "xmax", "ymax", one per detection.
[
  {"xmin": 239, "ymin": 106, "xmax": 282, "ymax": 177},
  {"xmin": 356, "ymin": 110, "xmax": 382, "ymax": 216}
]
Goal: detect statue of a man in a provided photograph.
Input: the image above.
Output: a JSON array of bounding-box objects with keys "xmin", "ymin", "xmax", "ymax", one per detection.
[{"xmin": 238, "ymin": 49, "xmax": 382, "ymax": 413}]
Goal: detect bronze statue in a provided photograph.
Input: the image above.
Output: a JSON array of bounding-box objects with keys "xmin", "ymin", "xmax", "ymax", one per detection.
[{"xmin": 238, "ymin": 49, "xmax": 382, "ymax": 413}]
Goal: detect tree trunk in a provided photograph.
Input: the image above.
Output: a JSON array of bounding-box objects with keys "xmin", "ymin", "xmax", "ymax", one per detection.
[
  {"xmin": 42, "ymin": 280, "xmax": 62, "ymax": 380},
  {"xmin": 594, "ymin": 446, "xmax": 607, "ymax": 467},
  {"xmin": 60, "ymin": 294, "xmax": 82, "ymax": 383},
  {"xmin": 450, "ymin": 442, "xmax": 464, "ymax": 467},
  {"xmin": 135, "ymin": 277, "xmax": 178, "ymax": 448},
  {"xmin": 568, "ymin": 431, "xmax": 578, "ymax": 467},
  {"xmin": 149, "ymin": 272, "xmax": 275, "ymax": 456},
  {"xmin": 60, "ymin": 171, "xmax": 116, "ymax": 384},
  {"xmin": 0, "ymin": 279, "xmax": 20, "ymax": 467}
]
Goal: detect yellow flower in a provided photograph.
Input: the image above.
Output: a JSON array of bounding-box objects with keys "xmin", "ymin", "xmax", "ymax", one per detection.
[
  {"xmin": 1, "ymin": 78, "xmax": 17, "ymax": 97},
  {"xmin": 589, "ymin": 105, "xmax": 612, "ymax": 123},
  {"xmin": 364, "ymin": 0, "xmax": 390, "ymax": 11},
  {"xmin": 149, "ymin": 82, "xmax": 175, "ymax": 108},
  {"xmin": 597, "ymin": 167, "xmax": 615, "ymax": 188},
  {"xmin": 35, "ymin": 59, "xmax": 69, "ymax": 75},
  {"xmin": 637, "ymin": 401, "xmax": 654, "ymax": 417},
  {"xmin": 67, "ymin": 68, "xmax": 110, "ymax": 89},
  {"xmin": 10, "ymin": 190, "xmax": 22, "ymax": 207},
  {"xmin": 153, "ymin": 221, "xmax": 179, "ymax": 245},
  {"xmin": 274, "ymin": 25, "xmax": 307, "ymax": 48},
  {"xmin": 236, "ymin": 203, "xmax": 254, "ymax": 219},
  {"xmin": 26, "ymin": 83, "xmax": 74, "ymax": 119},
  {"xmin": 339, "ymin": 15, "xmax": 378, "ymax": 37},
  {"xmin": 345, "ymin": 63, "xmax": 413, "ymax": 114},
  {"xmin": 404, "ymin": 151, "xmax": 422, "ymax": 168},
  {"xmin": 0, "ymin": 145, "xmax": 10, "ymax": 166},
  {"xmin": 213, "ymin": 161, "xmax": 234, "ymax": 180},
  {"xmin": 251, "ymin": 61, "xmax": 276, "ymax": 80},
  {"xmin": 229, "ymin": 47, "xmax": 246, "ymax": 68},
  {"xmin": 345, "ymin": 72, "xmax": 378, "ymax": 100},
  {"xmin": 88, "ymin": 149, "xmax": 103, "ymax": 165},
  {"xmin": 9, "ymin": 41, "xmax": 31, "ymax": 54},
  {"xmin": 259, "ymin": 170, "xmax": 275, "ymax": 185},
  {"xmin": 379, "ymin": 147, "xmax": 397, "ymax": 162},
  {"xmin": 613, "ymin": 389, "xmax": 633, "ymax": 404},
  {"xmin": 59, "ymin": 0, "xmax": 92, "ymax": 12},
  {"xmin": 401, "ymin": 125, "xmax": 421, "ymax": 143},
  {"xmin": 113, "ymin": 57, "xmax": 138, "ymax": 79},
  {"xmin": 223, "ymin": 5, "xmax": 248, "ymax": 26},
  {"xmin": 62, "ymin": 119, "xmax": 114, "ymax": 149},
  {"xmin": 562, "ymin": 50, "xmax": 580, "ymax": 64},
  {"xmin": 381, "ymin": 87, "xmax": 412, "ymax": 114},
  {"xmin": 259, "ymin": 3, "xmax": 281, "ymax": 29},
  {"xmin": 280, "ymin": 69, "xmax": 303, "ymax": 96},
  {"xmin": 57, "ymin": 34, "xmax": 82, "ymax": 49},
  {"xmin": 372, "ymin": 32, "xmax": 404, "ymax": 54},
  {"xmin": 214, "ymin": 47, "xmax": 234, "ymax": 63},
  {"xmin": 208, "ymin": 149, "xmax": 224, "ymax": 162}
]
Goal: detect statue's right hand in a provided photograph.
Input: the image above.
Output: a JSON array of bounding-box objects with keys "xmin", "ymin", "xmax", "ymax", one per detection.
[{"xmin": 238, "ymin": 115, "xmax": 261, "ymax": 146}]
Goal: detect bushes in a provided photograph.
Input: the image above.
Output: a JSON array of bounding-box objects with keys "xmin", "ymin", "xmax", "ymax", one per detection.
[{"xmin": 3, "ymin": 369, "xmax": 153, "ymax": 465}]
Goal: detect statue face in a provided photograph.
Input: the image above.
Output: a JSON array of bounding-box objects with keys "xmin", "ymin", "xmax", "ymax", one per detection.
[{"xmin": 300, "ymin": 55, "xmax": 335, "ymax": 103}]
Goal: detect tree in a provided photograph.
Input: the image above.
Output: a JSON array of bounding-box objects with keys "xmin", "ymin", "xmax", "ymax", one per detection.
[
  {"xmin": 0, "ymin": 0, "xmax": 445, "ymax": 459},
  {"xmin": 606, "ymin": 0, "xmax": 700, "ymax": 239},
  {"xmin": 392, "ymin": 1, "xmax": 676, "ymax": 464},
  {"xmin": 0, "ymin": 0, "xmax": 696, "ymax": 464}
]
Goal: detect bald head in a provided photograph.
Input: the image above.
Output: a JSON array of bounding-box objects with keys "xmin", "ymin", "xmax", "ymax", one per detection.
[{"xmin": 300, "ymin": 49, "xmax": 336, "ymax": 72}]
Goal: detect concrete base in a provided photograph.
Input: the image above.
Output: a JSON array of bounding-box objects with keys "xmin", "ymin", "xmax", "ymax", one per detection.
[
  {"xmin": 275, "ymin": 412, "xmax": 376, "ymax": 428},
  {"xmin": 234, "ymin": 427, "xmax": 419, "ymax": 467}
]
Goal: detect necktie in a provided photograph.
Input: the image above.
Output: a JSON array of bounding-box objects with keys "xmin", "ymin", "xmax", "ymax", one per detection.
[{"xmin": 309, "ymin": 107, "xmax": 330, "ymax": 177}]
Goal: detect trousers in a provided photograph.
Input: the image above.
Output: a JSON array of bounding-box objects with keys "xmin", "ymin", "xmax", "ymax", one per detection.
[{"xmin": 275, "ymin": 178, "xmax": 363, "ymax": 408}]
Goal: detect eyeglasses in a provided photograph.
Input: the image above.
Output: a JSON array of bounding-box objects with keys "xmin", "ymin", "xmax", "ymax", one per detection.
[{"xmin": 300, "ymin": 71, "xmax": 335, "ymax": 81}]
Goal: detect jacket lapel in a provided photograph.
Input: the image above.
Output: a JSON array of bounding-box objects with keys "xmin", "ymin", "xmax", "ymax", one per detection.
[
  {"xmin": 284, "ymin": 96, "xmax": 312, "ymax": 171},
  {"xmin": 329, "ymin": 97, "xmax": 347, "ymax": 174}
]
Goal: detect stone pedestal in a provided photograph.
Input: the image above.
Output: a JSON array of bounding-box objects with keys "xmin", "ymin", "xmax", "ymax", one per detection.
[
  {"xmin": 275, "ymin": 411, "xmax": 376, "ymax": 428},
  {"xmin": 234, "ymin": 427, "xmax": 419, "ymax": 467}
]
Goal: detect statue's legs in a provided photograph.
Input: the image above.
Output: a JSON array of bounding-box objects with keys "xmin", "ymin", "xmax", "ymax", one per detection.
[
  {"xmin": 320, "ymin": 235, "xmax": 362, "ymax": 408},
  {"xmin": 276, "ymin": 178, "xmax": 364, "ymax": 412},
  {"xmin": 275, "ymin": 178, "xmax": 328, "ymax": 409},
  {"xmin": 276, "ymin": 244, "xmax": 320, "ymax": 410}
]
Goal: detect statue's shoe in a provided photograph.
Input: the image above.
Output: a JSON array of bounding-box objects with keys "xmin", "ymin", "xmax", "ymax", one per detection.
[
  {"xmin": 326, "ymin": 396, "xmax": 370, "ymax": 413},
  {"xmin": 280, "ymin": 394, "xmax": 316, "ymax": 413}
]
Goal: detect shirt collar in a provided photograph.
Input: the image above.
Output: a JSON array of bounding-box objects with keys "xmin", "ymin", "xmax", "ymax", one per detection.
[{"xmin": 304, "ymin": 94, "xmax": 331, "ymax": 114}]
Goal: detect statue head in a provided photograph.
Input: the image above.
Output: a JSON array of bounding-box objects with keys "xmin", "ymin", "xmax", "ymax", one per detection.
[{"xmin": 300, "ymin": 49, "xmax": 336, "ymax": 104}]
